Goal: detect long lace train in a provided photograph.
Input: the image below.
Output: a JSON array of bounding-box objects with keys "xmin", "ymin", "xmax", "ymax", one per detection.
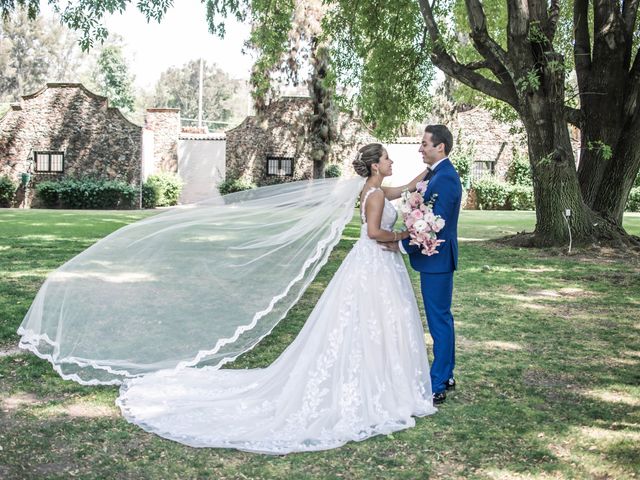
[{"xmin": 116, "ymin": 191, "xmax": 436, "ymax": 454}]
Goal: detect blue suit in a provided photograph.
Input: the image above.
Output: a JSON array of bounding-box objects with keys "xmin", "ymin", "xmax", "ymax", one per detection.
[{"xmin": 402, "ymin": 158, "xmax": 462, "ymax": 393}]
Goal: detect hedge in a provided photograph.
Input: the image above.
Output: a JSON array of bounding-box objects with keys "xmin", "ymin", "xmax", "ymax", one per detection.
[
  {"xmin": 471, "ymin": 177, "xmax": 535, "ymax": 210},
  {"xmin": 36, "ymin": 179, "xmax": 138, "ymax": 209}
]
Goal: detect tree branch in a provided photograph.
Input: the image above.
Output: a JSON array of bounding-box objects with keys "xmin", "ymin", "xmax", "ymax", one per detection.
[
  {"xmin": 506, "ymin": 0, "xmax": 534, "ymax": 75},
  {"xmin": 565, "ymin": 106, "xmax": 583, "ymax": 128},
  {"xmin": 464, "ymin": 0, "xmax": 514, "ymax": 84},
  {"xmin": 623, "ymin": 47, "xmax": 640, "ymax": 119},
  {"xmin": 506, "ymin": 0, "xmax": 529, "ymax": 42},
  {"xmin": 546, "ymin": 0, "xmax": 561, "ymax": 42},
  {"xmin": 622, "ymin": 0, "xmax": 640, "ymax": 38},
  {"xmin": 464, "ymin": 60, "xmax": 491, "ymax": 71},
  {"xmin": 417, "ymin": 0, "xmax": 518, "ymax": 108},
  {"xmin": 573, "ymin": 0, "xmax": 591, "ymax": 93}
]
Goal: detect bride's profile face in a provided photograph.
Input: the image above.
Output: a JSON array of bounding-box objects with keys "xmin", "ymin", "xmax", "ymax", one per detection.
[{"xmin": 373, "ymin": 149, "xmax": 393, "ymax": 177}]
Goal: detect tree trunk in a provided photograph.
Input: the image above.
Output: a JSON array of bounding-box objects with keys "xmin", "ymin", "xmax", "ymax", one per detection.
[
  {"xmin": 313, "ymin": 161, "xmax": 325, "ymax": 179},
  {"xmin": 591, "ymin": 126, "xmax": 640, "ymax": 225},
  {"xmin": 521, "ymin": 109, "xmax": 600, "ymax": 246},
  {"xmin": 309, "ymin": 41, "xmax": 334, "ymax": 179},
  {"xmin": 574, "ymin": 1, "xmax": 640, "ymax": 228}
]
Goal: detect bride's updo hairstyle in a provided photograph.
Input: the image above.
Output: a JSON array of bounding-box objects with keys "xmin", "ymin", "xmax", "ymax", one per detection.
[{"xmin": 352, "ymin": 143, "xmax": 384, "ymax": 177}]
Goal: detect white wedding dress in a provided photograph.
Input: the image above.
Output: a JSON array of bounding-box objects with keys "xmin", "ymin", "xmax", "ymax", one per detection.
[{"xmin": 116, "ymin": 188, "xmax": 436, "ymax": 454}]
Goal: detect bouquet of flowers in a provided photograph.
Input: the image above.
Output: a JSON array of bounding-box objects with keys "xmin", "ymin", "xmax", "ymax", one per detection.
[{"xmin": 399, "ymin": 180, "xmax": 446, "ymax": 256}]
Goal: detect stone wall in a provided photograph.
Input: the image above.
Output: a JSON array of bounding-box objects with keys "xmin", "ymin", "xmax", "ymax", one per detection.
[
  {"xmin": 225, "ymin": 97, "xmax": 376, "ymax": 185},
  {"xmin": 145, "ymin": 109, "xmax": 180, "ymax": 173},
  {"xmin": 449, "ymin": 108, "xmax": 523, "ymax": 180},
  {"xmin": 0, "ymin": 83, "xmax": 142, "ymax": 206}
]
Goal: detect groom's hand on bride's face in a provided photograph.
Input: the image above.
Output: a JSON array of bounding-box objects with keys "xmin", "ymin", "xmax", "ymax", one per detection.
[{"xmin": 378, "ymin": 241, "xmax": 400, "ymax": 252}]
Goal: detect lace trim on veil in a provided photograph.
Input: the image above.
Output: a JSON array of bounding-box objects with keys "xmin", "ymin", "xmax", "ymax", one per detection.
[{"xmin": 18, "ymin": 177, "xmax": 364, "ymax": 385}]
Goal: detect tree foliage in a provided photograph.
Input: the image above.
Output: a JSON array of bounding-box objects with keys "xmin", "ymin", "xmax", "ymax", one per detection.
[
  {"xmin": 0, "ymin": 10, "xmax": 89, "ymax": 101},
  {"xmin": 153, "ymin": 59, "xmax": 239, "ymax": 125},
  {"xmin": 325, "ymin": 0, "xmax": 435, "ymax": 138},
  {"xmin": 93, "ymin": 44, "xmax": 135, "ymax": 112}
]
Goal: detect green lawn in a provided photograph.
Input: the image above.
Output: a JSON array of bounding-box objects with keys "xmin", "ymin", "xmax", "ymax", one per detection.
[{"xmin": 0, "ymin": 209, "xmax": 639, "ymax": 479}]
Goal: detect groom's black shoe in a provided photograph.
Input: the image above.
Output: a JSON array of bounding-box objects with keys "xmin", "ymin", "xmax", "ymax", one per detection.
[
  {"xmin": 445, "ymin": 378, "xmax": 456, "ymax": 391},
  {"xmin": 433, "ymin": 391, "xmax": 446, "ymax": 405}
]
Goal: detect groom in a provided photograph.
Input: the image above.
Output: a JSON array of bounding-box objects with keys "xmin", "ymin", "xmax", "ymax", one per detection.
[{"xmin": 394, "ymin": 125, "xmax": 462, "ymax": 405}]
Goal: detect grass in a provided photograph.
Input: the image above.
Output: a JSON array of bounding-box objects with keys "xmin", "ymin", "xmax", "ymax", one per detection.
[{"xmin": 1, "ymin": 208, "xmax": 639, "ymax": 479}]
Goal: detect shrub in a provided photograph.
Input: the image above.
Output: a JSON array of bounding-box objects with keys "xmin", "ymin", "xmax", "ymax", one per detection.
[
  {"xmin": 144, "ymin": 172, "xmax": 183, "ymax": 207},
  {"xmin": 218, "ymin": 177, "xmax": 256, "ymax": 195},
  {"xmin": 505, "ymin": 151, "xmax": 533, "ymax": 186},
  {"xmin": 627, "ymin": 187, "xmax": 640, "ymax": 212},
  {"xmin": 507, "ymin": 185, "xmax": 535, "ymax": 210},
  {"xmin": 472, "ymin": 177, "xmax": 509, "ymax": 210},
  {"xmin": 324, "ymin": 163, "xmax": 343, "ymax": 178},
  {"xmin": 35, "ymin": 179, "xmax": 138, "ymax": 209},
  {"xmin": 142, "ymin": 181, "xmax": 161, "ymax": 208},
  {"xmin": 35, "ymin": 181, "xmax": 60, "ymax": 208},
  {"xmin": 634, "ymin": 173, "xmax": 640, "ymax": 189},
  {"xmin": 451, "ymin": 142, "xmax": 473, "ymax": 189},
  {"xmin": 0, "ymin": 175, "xmax": 17, "ymax": 207}
]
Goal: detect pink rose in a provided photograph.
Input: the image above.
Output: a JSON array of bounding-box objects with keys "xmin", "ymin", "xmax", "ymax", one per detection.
[
  {"xmin": 424, "ymin": 212, "xmax": 435, "ymax": 224},
  {"xmin": 411, "ymin": 209, "xmax": 424, "ymax": 220},
  {"xmin": 409, "ymin": 192, "xmax": 423, "ymax": 207}
]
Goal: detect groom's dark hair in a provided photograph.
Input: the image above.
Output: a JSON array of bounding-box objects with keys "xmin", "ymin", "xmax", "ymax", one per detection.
[{"xmin": 425, "ymin": 125, "xmax": 453, "ymax": 155}]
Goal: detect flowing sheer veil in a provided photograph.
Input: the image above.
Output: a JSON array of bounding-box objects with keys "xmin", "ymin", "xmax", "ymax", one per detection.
[{"xmin": 18, "ymin": 176, "xmax": 365, "ymax": 385}]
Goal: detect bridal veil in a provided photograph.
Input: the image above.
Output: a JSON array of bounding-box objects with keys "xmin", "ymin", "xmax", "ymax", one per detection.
[{"xmin": 18, "ymin": 177, "xmax": 364, "ymax": 385}]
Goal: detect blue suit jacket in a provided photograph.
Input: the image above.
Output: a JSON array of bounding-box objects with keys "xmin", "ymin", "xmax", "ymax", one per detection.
[{"xmin": 401, "ymin": 158, "xmax": 462, "ymax": 273}]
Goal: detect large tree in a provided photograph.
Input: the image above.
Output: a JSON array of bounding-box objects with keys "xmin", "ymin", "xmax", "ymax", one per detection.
[
  {"xmin": 0, "ymin": 10, "xmax": 88, "ymax": 101},
  {"xmin": 93, "ymin": 44, "xmax": 136, "ymax": 112},
  {"xmin": 152, "ymin": 59, "xmax": 239, "ymax": 126},
  {"xmin": 245, "ymin": 0, "xmax": 337, "ymax": 178},
  {"xmin": 327, "ymin": 0, "xmax": 640, "ymax": 246}
]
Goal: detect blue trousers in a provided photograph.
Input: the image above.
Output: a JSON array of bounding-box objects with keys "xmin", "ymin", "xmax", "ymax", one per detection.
[{"xmin": 420, "ymin": 272, "xmax": 455, "ymax": 394}]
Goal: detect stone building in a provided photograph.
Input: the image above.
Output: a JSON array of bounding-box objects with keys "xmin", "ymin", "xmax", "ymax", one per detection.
[
  {"xmin": 0, "ymin": 83, "xmax": 225, "ymax": 206},
  {"xmin": 225, "ymin": 96, "xmax": 376, "ymax": 185},
  {"xmin": 0, "ymin": 83, "xmax": 142, "ymax": 206},
  {"xmin": 224, "ymin": 96, "xmax": 547, "ymax": 189},
  {"xmin": 2, "ymin": 84, "xmax": 566, "ymax": 209}
]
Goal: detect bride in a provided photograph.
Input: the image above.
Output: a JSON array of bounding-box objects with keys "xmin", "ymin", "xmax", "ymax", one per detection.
[
  {"xmin": 18, "ymin": 143, "xmax": 436, "ymax": 454},
  {"xmin": 117, "ymin": 143, "xmax": 436, "ymax": 453}
]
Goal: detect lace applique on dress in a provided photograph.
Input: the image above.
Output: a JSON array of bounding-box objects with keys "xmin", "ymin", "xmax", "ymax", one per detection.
[{"xmin": 117, "ymin": 187, "xmax": 436, "ymax": 455}]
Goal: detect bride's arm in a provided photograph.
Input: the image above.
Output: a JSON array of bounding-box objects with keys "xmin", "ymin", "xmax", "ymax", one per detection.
[
  {"xmin": 365, "ymin": 190, "xmax": 409, "ymax": 242},
  {"xmin": 381, "ymin": 168, "xmax": 429, "ymax": 200}
]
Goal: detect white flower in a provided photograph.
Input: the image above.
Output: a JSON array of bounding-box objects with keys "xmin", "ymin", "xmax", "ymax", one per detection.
[
  {"xmin": 435, "ymin": 217, "xmax": 445, "ymax": 230},
  {"xmin": 413, "ymin": 219, "xmax": 427, "ymax": 233},
  {"xmin": 400, "ymin": 202, "xmax": 412, "ymax": 214}
]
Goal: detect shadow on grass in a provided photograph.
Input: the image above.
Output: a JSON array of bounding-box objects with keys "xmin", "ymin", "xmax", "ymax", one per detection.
[{"xmin": 0, "ymin": 209, "xmax": 638, "ymax": 479}]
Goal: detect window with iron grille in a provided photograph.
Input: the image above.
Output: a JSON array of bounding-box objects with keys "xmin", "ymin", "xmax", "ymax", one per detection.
[
  {"xmin": 471, "ymin": 160, "xmax": 495, "ymax": 180},
  {"xmin": 34, "ymin": 151, "xmax": 65, "ymax": 173},
  {"xmin": 266, "ymin": 156, "xmax": 294, "ymax": 177}
]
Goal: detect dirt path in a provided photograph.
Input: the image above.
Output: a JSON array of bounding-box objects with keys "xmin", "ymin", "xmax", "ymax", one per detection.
[{"xmin": 0, "ymin": 344, "xmax": 20, "ymax": 357}]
